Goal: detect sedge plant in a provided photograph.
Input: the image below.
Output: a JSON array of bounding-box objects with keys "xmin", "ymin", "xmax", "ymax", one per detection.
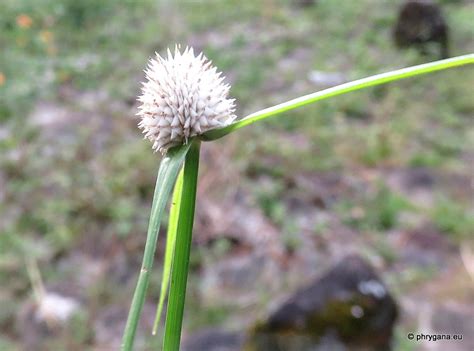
[{"xmin": 121, "ymin": 47, "xmax": 474, "ymax": 350}]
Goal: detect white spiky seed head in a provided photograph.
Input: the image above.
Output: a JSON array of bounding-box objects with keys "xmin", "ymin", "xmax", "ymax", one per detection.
[{"xmin": 137, "ymin": 46, "xmax": 236, "ymax": 153}]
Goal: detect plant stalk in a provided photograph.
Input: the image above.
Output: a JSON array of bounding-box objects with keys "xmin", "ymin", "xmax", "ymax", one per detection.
[
  {"xmin": 163, "ymin": 140, "xmax": 201, "ymax": 351},
  {"xmin": 121, "ymin": 144, "xmax": 191, "ymax": 351},
  {"xmin": 152, "ymin": 167, "xmax": 184, "ymax": 335}
]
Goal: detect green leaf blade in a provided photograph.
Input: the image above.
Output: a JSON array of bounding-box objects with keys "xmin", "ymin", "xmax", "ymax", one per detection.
[
  {"xmin": 202, "ymin": 54, "xmax": 474, "ymax": 140},
  {"xmin": 152, "ymin": 166, "xmax": 184, "ymax": 335},
  {"xmin": 163, "ymin": 140, "xmax": 201, "ymax": 351},
  {"xmin": 121, "ymin": 143, "xmax": 192, "ymax": 351}
]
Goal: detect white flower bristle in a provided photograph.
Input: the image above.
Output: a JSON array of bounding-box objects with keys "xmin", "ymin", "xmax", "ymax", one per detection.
[{"xmin": 137, "ymin": 46, "xmax": 236, "ymax": 154}]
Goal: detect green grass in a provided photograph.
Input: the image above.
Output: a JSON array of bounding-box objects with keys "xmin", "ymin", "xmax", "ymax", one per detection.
[
  {"xmin": 338, "ymin": 183, "xmax": 413, "ymax": 232},
  {"xmin": 430, "ymin": 196, "xmax": 474, "ymax": 240}
]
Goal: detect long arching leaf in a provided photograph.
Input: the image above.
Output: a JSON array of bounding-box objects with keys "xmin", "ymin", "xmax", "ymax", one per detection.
[{"xmin": 202, "ymin": 54, "xmax": 474, "ymax": 140}]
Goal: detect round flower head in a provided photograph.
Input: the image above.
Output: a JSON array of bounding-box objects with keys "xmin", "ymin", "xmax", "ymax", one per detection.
[{"xmin": 137, "ymin": 46, "xmax": 236, "ymax": 153}]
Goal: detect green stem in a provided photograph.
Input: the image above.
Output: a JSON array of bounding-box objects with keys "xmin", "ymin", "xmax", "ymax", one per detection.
[
  {"xmin": 202, "ymin": 54, "xmax": 474, "ymax": 140},
  {"xmin": 121, "ymin": 143, "xmax": 191, "ymax": 351},
  {"xmin": 163, "ymin": 140, "xmax": 201, "ymax": 351},
  {"xmin": 152, "ymin": 167, "xmax": 184, "ymax": 335}
]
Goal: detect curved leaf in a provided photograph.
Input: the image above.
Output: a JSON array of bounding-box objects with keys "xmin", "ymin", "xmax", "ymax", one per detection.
[{"xmin": 202, "ymin": 54, "xmax": 474, "ymax": 140}]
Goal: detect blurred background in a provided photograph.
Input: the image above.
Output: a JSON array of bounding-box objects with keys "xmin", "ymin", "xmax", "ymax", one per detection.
[{"xmin": 0, "ymin": 0, "xmax": 473, "ymax": 350}]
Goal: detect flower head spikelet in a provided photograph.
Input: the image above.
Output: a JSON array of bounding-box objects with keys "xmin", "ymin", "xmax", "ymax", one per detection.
[{"xmin": 137, "ymin": 46, "xmax": 236, "ymax": 153}]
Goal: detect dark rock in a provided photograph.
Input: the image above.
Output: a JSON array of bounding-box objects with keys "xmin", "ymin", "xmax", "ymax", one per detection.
[
  {"xmin": 247, "ymin": 255, "xmax": 398, "ymax": 351},
  {"xmin": 393, "ymin": 0, "xmax": 450, "ymax": 58}
]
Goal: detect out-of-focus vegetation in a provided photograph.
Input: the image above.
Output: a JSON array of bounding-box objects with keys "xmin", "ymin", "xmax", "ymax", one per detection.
[{"xmin": 0, "ymin": 0, "xmax": 473, "ymax": 350}]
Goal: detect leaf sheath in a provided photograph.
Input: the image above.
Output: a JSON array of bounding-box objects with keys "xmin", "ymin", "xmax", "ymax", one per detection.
[{"xmin": 163, "ymin": 140, "xmax": 201, "ymax": 351}]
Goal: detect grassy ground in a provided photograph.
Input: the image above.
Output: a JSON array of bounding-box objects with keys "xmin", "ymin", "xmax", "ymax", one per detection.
[{"xmin": 1, "ymin": 1, "xmax": 473, "ymax": 350}]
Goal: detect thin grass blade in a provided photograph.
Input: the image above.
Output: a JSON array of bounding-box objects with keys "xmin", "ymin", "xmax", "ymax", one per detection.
[
  {"xmin": 163, "ymin": 140, "xmax": 201, "ymax": 351},
  {"xmin": 152, "ymin": 167, "xmax": 184, "ymax": 335},
  {"xmin": 121, "ymin": 142, "xmax": 192, "ymax": 351},
  {"xmin": 202, "ymin": 54, "xmax": 474, "ymax": 140}
]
